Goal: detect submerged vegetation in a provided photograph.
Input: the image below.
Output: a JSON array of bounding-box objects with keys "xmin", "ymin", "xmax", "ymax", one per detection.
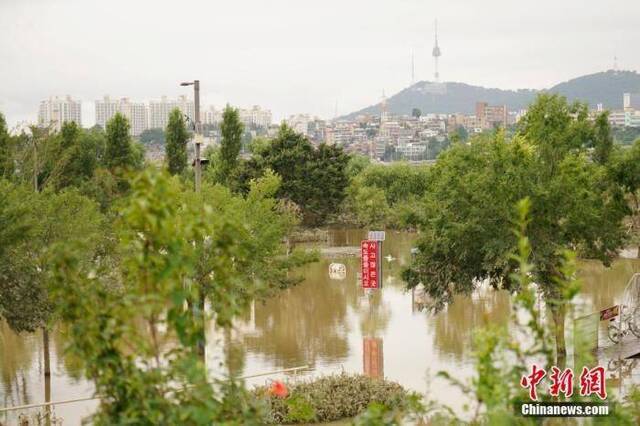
[{"xmin": 255, "ymin": 373, "xmax": 413, "ymax": 424}]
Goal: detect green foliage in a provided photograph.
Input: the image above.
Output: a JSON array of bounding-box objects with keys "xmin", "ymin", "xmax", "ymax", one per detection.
[
  {"xmin": 182, "ymin": 170, "xmax": 314, "ymax": 326},
  {"xmin": 41, "ymin": 167, "xmax": 313, "ymax": 424},
  {"xmin": 406, "ymin": 96, "xmax": 627, "ymax": 314},
  {"xmin": 139, "ymin": 128, "xmax": 166, "ymax": 145},
  {"xmin": 0, "ymin": 112, "xmax": 14, "ymax": 179},
  {"xmin": 49, "ymin": 169, "xmax": 267, "ymax": 425},
  {"xmin": 236, "ymin": 124, "xmax": 350, "ymax": 226},
  {"xmin": 165, "ymin": 108, "xmax": 189, "ymax": 175},
  {"xmin": 105, "ymin": 113, "xmax": 137, "ymax": 171},
  {"xmin": 0, "ymin": 187, "xmax": 104, "ymax": 332},
  {"xmin": 593, "ymin": 111, "xmax": 614, "ymax": 165},
  {"xmin": 346, "ymin": 163, "xmax": 430, "ymax": 228},
  {"xmin": 0, "ymin": 180, "xmax": 30, "ymax": 260},
  {"xmin": 613, "ymin": 127, "xmax": 640, "ymax": 145},
  {"xmin": 218, "ymin": 105, "xmax": 244, "ymax": 186},
  {"xmin": 345, "ymin": 154, "xmax": 371, "ymax": 179},
  {"xmin": 46, "ymin": 122, "xmax": 104, "ymax": 190},
  {"xmin": 255, "ymin": 373, "xmax": 412, "ymax": 424},
  {"xmin": 609, "ymin": 139, "xmax": 640, "ymax": 255}
]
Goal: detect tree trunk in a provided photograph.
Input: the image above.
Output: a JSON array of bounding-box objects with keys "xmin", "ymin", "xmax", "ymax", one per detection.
[
  {"xmin": 636, "ymin": 245, "xmax": 639, "ymax": 259},
  {"xmin": 551, "ymin": 305, "xmax": 567, "ymax": 368},
  {"xmin": 45, "ymin": 368, "xmax": 51, "ymax": 426},
  {"xmin": 43, "ymin": 327, "xmax": 51, "ymax": 377}
]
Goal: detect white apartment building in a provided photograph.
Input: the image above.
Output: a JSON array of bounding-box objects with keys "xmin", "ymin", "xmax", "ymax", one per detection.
[
  {"xmin": 286, "ymin": 114, "xmax": 312, "ymax": 136},
  {"xmin": 239, "ymin": 105, "xmax": 272, "ymax": 128},
  {"xmin": 396, "ymin": 142, "xmax": 427, "ymax": 160},
  {"xmin": 148, "ymin": 95, "xmax": 195, "ymax": 130},
  {"xmin": 95, "ymin": 96, "xmax": 148, "ymax": 136},
  {"xmin": 38, "ymin": 96, "xmax": 82, "ymax": 132},
  {"xmin": 624, "ymin": 93, "xmax": 640, "ymax": 110},
  {"xmin": 201, "ymin": 106, "xmax": 223, "ymax": 126}
]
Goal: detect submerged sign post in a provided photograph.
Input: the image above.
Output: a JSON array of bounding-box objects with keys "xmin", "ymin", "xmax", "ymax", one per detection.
[
  {"xmin": 361, "ymin": 231, "xmax": 384, "ymax": 289},
  {"xmin": 361, "ymin": 240, "xmax": 379, "ymax": 289}
]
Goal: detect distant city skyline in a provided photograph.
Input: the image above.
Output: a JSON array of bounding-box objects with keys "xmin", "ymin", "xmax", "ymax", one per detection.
[{"xmin": 1, "ymin": 0, "xmax": 639, "ymax": 128}]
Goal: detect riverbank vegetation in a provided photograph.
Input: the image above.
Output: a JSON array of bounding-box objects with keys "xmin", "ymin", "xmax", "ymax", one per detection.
[{"xmin": 2, "ymin": 92, "xmax": 640, "ymax": 424}]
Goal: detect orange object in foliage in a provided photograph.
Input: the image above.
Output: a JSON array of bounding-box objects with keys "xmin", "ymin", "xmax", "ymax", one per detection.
[{"xmin": 269, "ymin": 380, "xmax": 288, "ymax": 398}]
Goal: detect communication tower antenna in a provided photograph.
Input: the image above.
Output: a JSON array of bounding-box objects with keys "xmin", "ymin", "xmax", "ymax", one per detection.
[{"xmin": 432, "ymin": 19, "xmax": 442, "ymax": 82}]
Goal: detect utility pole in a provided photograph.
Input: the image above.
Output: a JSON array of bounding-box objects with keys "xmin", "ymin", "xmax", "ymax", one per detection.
[{"xmin": 180, "ymin": 80, "xmax": 202, "ymax": 192}]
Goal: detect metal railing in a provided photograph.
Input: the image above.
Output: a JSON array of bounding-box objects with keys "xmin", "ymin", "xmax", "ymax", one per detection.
[{"xmin": 0, "ymin": 365, "xmax": 310, "ymax": 414}]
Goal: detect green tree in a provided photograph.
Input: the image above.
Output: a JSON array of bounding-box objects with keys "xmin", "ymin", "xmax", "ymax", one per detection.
[
  {"xmin": 46, "ymin": 122, "xmax": 102, "ymax": 190},
  {"xmin": 0, "ymin": 185, "xmax": 104, "ymax": 382},
  {"xmin": 404, "ymin": 95, "xmax": 628, "ymax": 363},
  {"xmin": 252, "ymin": 125, "xmax": 349, "ymax": 225},
  {"xmin": 138, "ymin": 128, "xmax": 165, "ymax": 145},
  {"xmin": 49, "ymin": 169, "xmax": 279, "ymax": 424},
  {"xmin": 346, "ymin": 163, "xmax": 430, "ymax": 228},
  {"xmin": 218, "ymin": 105, "xmax": 244, "ymax": 185},
  {"xmin": 610, "ymin": 139, "xmax": 640, "ymax": 257},
  {"xmin": 165, "ymin": 108, "xmax": 189, "ymax": 175},
  {"xmin": 593, "ymin": 111, "xmax": 614, "ymax": 165},
  {"xmin": 0, "ymin": 112, "xmax": 14, "ymax": 179},
  {"xmin": 105, "ymin": 113, "xmax": 136, "ymax": 170}
]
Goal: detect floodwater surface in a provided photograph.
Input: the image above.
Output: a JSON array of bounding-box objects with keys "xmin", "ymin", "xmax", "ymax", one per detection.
[{"xmin": 2, "ymin": 229, "xmax": 640, "ymax": 424}]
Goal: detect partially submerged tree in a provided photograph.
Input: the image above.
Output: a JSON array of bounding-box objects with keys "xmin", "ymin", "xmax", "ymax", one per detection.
[
  {"xmin": 609, "ymin": 138, "xmax": 640, "ymax": 257},
  {"xmin": 49, "ymin": 168, "xmax": 311, "ymax": 424},
  {"xmin": 0, "ymin": 185, "xmax": 104, "ymax": 378},
  {"xmin": 404, "ymin": 94, "xmax": 628, "ymax": 363}
]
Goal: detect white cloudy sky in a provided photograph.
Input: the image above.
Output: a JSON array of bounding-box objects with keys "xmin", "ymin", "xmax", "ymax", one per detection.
[{"xmin": 1, "ymin": 0, "xmax": 639, "ymax": 128}]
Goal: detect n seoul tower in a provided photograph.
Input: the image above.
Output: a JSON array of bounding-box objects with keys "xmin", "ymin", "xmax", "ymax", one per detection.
[{"xmin": 432, "ymin": 19, "xmax": 442, "ymax": 82}]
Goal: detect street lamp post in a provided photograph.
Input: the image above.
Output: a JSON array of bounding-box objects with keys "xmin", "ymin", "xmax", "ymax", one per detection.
[{"xmin": 180, "ymin": 80, "xmax": 201, "ymax": 192}]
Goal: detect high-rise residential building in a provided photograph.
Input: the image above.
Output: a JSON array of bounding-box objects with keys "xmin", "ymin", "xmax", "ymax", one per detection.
[
  {"xmin": 239, "ymin": 105, "xmax": 272, "ymax": 128},
  {"xmin": 201, "ymin": 106, "xmax": 223, "ymax": 126},
  {"xmin": 623, "ymin": 93, "xmax": 640, "ymax": 110},
  {"xmin": 38, "ymin": 96, "xmax": 82, "ymax": 131},
  {"xmin": 285, "ymin": 114, "xmax": 312, "ymax": 136},
  {"xmin": 476, "ymin": 102, "xmax": 507, "ymax": 129},
  {"xmin": 148, "ymin": 95, "xmax": 195, "ymax": 130},
  {"xmin": 95, "ymin": 96, "xmax": 148, "ymax": 136}
]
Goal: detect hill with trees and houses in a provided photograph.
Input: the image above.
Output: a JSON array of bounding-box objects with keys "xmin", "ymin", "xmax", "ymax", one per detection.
[{"xmin": 342, "ymin": 70, "xmax": 640, "ymax": 119}]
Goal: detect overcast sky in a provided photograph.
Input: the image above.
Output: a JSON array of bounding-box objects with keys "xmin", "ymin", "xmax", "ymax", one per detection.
[{"xmin": 1, "ymin": 0, "xmax": 639, "ymax": 128}]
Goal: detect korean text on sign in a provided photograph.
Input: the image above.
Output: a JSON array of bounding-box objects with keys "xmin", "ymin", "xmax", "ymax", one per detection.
[{"xmin": 361, "ymin": 240, "xmax": 379, "ymax": 289}]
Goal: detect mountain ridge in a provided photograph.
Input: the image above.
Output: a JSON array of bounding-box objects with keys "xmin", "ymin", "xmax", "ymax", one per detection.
[{"xmin": 341, "ymin": 70, "xmax": 640, "ymax": 119}]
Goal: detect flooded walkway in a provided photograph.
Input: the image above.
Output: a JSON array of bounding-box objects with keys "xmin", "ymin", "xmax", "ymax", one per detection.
[{"xmin": 3, "ymin": 229, "xmax": 640, "ymax": 424}]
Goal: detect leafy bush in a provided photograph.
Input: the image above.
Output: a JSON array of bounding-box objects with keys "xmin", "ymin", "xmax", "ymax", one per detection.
[{"xmin": 254, "ymin": 373, "xmax": 412, "ymax": 424}]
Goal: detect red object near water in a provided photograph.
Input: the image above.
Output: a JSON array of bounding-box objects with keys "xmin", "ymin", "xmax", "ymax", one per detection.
[{"xmin": 269, "ymin": 380, "xmax": 288, "ymax": 398}]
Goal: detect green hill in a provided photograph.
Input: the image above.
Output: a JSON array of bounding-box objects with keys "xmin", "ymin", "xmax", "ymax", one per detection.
[{"xmin": 342, "ymin": 70, "xmax": 640, "ymax": 119}]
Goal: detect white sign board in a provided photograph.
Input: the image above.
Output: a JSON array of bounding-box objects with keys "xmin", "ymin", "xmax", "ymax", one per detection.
[{"xmin": 368, "ymin": 231, "xmax": 386, "ymax": 241}]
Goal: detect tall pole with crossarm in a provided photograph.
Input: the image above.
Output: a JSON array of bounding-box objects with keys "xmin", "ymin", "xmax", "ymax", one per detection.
[{"xmin": 180, "ymin": 80, "xmax": 201, "ymax": 192}]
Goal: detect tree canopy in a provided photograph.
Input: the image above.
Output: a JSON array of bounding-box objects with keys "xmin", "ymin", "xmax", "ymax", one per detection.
[
  {"xmin": 105, "ymin": 113, "xmax": 139, "ymax": 171},
  {"xmin": 404, "ymin": 94, "xmax": 628, "ymax": 360},
  {"xmin": 165, "ymin": 108, "xmax": 189, "ymax": 175},
  {"xmin": 217, "ymin": 105, "xmax": 244, "ymax": 185}
]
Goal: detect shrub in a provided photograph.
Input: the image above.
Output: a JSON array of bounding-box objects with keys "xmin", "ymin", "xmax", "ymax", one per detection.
[{"xmin": 254, "ymin": 373, "xmax": 413, "ymax": 424}]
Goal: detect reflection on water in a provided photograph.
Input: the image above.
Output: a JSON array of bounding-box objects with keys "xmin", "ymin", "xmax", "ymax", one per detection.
[{"xmin": 3, "ymin": 229, "xmax": 640, "ymax": 423}]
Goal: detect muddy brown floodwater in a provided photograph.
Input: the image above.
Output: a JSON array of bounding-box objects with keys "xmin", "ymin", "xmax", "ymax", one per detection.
[{"xmin": 2, "ymin": 229, "xmax": 640, "ymax": 424}]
